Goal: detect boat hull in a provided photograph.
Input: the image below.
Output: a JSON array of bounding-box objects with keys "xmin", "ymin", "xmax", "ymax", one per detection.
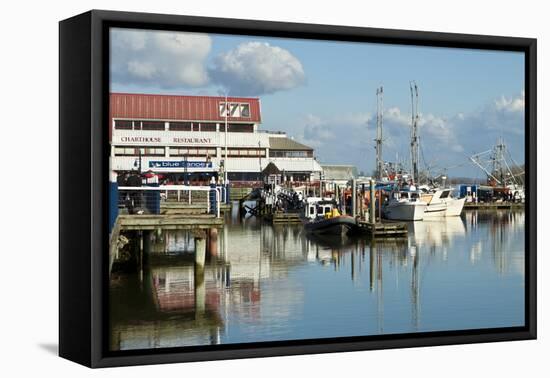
[
  {"xmin": 445, "ymin": 197, "xmax": 466, "ymax": 216},
  {"xmin": 423, "ymin": 197, "xmax": 466, "ymax": 217},
  {"xmin": 383, "ymin": 202, "xmax": 427, "ymax": 221},
  {"xmin": 303, "ymin": 216, "xmax": 357, "ymax": 235}
]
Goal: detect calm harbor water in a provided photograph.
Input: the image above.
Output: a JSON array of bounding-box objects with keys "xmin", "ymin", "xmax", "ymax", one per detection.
[{"xmin": 109, "ymin": 209, "xmax": 525, "ymax": 351}]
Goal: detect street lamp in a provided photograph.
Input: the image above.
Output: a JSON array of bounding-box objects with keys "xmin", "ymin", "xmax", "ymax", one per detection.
[
  {"xmin": 218, "ymin": 90, "xmax": 229, "ymax": 185},
  {"xmin": 225, "ymin": 93, "xmax": 228, "ymax": 185}
]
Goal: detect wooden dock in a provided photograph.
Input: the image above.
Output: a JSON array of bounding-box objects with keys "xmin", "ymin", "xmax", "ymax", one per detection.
[
  {"xmin": 160, "ymin": 202, "xmax": 232, "ymax": 215},
  {"xmin": 268, "ymin": 211, "xmax": 302, "ymax": 224},
  {"xmin": 463, "ymin": 202, "xmax": 524, "ymax": 210},
  {"xmin": 118, "ymin": 214, "xmax": 224, "ymax": 231},
  {"xmin": 357, "ymin": 221, "xmax": 408, "ymax": 238}
]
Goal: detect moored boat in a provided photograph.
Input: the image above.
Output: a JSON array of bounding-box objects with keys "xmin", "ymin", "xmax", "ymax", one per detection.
[
  {"xmin": 382, "ymin": 190, "xmax": 427, "ymax": 221},
  {"xmin": 302, "ymin": 199, "xmax": 357, "ymax": 235},
  {"xmin": 420, "ymin": 187, "xmax": 466, "ymax": 217},
  {"xmin": 303, "ymin": 215, "xmax": 358, "ymax": 235}
]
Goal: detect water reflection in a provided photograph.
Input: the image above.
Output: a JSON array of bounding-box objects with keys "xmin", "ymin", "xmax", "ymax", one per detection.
[{"xmin": 110, "ymin": 210, "xmax": 525, "ymax": 351}]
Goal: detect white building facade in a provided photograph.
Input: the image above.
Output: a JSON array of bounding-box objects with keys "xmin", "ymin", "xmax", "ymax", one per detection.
[{"xmin": 109, "ymin": 93, "xmax": 322, "ymax": 184}]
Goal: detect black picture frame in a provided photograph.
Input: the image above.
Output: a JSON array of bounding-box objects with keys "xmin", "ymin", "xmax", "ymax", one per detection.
[{"xmin": 59, "ymin": 9, "xmax": 537, "ymax": 368}]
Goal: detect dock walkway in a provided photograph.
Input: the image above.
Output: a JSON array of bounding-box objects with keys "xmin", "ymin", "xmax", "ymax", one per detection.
[
  {"xmin": 463, "ymin": 202, "xmax": 524, "ymax": 210},
  {"xmin": 160, "ymin": 202, "xmax": 232, "ymax": 215},
  {"xmin": 118, "ymin": 214, "xmax": 224, "ymax": 231},
  {"xmin": 357, "ymin": 221, "xmax": 408, "ymax": 238},
  {"xmin": 269, "ymin": 211, "xmax": 302, "ymax": 224}
]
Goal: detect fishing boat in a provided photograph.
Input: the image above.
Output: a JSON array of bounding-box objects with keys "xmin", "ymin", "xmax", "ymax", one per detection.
[
  {"xmin": 419, "ymin": 187, "xmax": 466, "ymax": 217},
  {"xmin": 302, "ymin": 199, "xmax": 357, "ymax": 235},
  {"xmin": 382, "ymin": 190, "xmax": 427, "ymax": 221}
]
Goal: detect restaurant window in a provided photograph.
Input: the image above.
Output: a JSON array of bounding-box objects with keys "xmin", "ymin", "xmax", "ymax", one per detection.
[
  {"xmin": 141, "ymin": 121, "xmax": 165, "ymax": 131},
  {"xmin": 114, "ymin": 146, "xmax": 165, "ymax": 156},
  {"xmin": 270, "ymin": 150, "xmax": 312, "ymax": 158},
  {"xmin": 229, "ymin": 123, "xmax": 254, "ymax": 133},
  {"xmin": 219, "ymin": 103, "xmax": 229, "ymax": 117},
  {"xmin": 114, "ymin": 120, "xmax": 132, "ymax": 130},
  {"xmin": 240, "ymin": 104, "xmax": 250, "ymax": 117},
  {"xmin": 170, "ymin": 147, "xmax": 216, "ymax": 157},
  {"xmin": 219, "ymin": 102, "xmax": 252, "ymax": 118},
  {"xmin": 169, "ymin": 122, "xmax": 192, "ymax": 131},
  {"xmin": 227, "ymin": 148, "xmax": 266, "ymax": 157},
  {"xmin": 200, "ymin": 123, "xmax": 217, "ymax": 132},
  {"xmin": 229, "ymin": 103, "xmax": 240, "ymax": 117}
]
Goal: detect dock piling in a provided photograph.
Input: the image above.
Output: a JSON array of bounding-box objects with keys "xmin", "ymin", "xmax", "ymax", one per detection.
[
  {"xmin": 352, "ymin": 178, "xmax": 357, "ymax": 218},
  {"xmin": 194, "ymin": 230, "xmax": 207, "ymax": 269},
  {"xmin": 369, "ymin": 179, "xmax": 376, "ymax": 224}
]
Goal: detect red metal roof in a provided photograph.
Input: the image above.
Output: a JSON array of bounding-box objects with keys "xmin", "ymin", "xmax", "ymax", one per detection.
[{"xmin": 110, "ymin": 92, "xmax": 261, "ymax": 125}]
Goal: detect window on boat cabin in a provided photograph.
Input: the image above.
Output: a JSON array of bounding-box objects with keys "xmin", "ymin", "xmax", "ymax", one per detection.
[
  {"xmin": 411, "ymin": 192, "xmax": 419, "ymax": 199},
  {"xmin": 309, "ymin": 206, "xmax": 315, "ymax": 216},
  {"xmin": 440, "ymin": 190, "xmax": 451, "ymax": 198},
  {"xmin": 324, "ymin": 205, "xmax": 332, "ymax": 214}
]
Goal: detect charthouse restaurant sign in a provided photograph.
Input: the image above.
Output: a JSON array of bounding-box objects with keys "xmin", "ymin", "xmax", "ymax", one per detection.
[{"xmin": 115, "ymin": 136, "xmax": 214, "ymax": 145}]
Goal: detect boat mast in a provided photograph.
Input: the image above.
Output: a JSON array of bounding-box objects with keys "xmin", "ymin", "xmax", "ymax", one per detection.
[
  {"xmin": 410, "ymin": 81, "xmax": 420, "ymax": 185},
  {"xmin": 493, "ymin": 136, "xmax": 506, "ymax": 186},
  {"xmin": 375, "ymin": 86, "xmax": 384, "ymax": 180}
]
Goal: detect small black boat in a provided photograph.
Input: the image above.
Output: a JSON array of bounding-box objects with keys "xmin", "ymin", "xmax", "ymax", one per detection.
[{"xmin": 303, "ymin": 215, "xmax": 357, "ymax": 235}]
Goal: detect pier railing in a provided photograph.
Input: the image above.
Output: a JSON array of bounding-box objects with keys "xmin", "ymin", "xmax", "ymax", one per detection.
[{"xmin": 117, "ymin": 185, "xmax": 222, "ymax": 218}]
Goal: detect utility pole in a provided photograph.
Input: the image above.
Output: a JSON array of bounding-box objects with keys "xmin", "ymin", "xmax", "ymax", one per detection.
[
  {"xmin": 410, "ymin": 81, "xmax": 420, "ymax": 185},
  {"xmin": 375, "ymin": 86, "xmax": 384, "ymax": 181}
]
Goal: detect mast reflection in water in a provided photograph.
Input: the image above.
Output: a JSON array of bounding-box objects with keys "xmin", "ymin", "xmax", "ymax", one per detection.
[{"xmin": 109, "ymin": 210, "xmax": 525, "ymax": 351}]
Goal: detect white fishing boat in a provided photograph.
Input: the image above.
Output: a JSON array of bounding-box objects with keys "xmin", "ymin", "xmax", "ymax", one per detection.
[
  {"xmin": 382, "ymin": 190, "xmax": 427, "ymax": 221},
  {"xmin": 419, "ymin": 187, "xmax": 466, "ymax": 217}
]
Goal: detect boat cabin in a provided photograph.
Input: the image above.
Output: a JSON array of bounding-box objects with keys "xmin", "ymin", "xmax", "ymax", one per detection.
[
  {"xmin": 390, "ymin": 190, "xmax": 422, "ymax": 202},
  {"xmin": 304, "ymin": 199, "xmax": 337, "ymax": 220}
]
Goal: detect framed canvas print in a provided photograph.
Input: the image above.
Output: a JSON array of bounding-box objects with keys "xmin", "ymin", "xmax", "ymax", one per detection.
[{"xmin": 59, "ymin": 10, "xmax": 536, "ymax": 368}]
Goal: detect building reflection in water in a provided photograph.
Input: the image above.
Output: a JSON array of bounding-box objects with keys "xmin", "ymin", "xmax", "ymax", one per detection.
[{"xmin": 110, "ymin": 210, "xmax": 525, "ymax": 351}]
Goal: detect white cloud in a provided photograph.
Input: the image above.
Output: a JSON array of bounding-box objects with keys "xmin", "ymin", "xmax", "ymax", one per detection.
[
  {"xmin": 495, "ymin": 90, "xmax": 525, "ymax": 113},
  {"xmin": 111, "ymin": 29, "xmax": 211, "ymax": 89},
  {"xmin": 209, "ymin": 42, "xmax": 305, "ymax": 95},
  {"xmin": 127, "ymin": 61, "xmax": 157, "ymax": 79},
  {"xmin": 286, "ymin": 91, "xmax": 524, "ymax": 177}
]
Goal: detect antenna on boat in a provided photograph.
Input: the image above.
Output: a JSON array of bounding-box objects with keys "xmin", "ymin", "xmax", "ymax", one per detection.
[
  {"xmin": 493, "ymin": 136, "xmax": 506, "ymax": 185},
  {"xmin": 375, "ymin": 86, "xmax": 384, "ymax": 180},
  {"xmin": 410, "ymin": 81, "xmax": 420, "ymax": 184},
  {"xmin": 469, "ymin": 137, "xmax": 524, "ymax": 187}
]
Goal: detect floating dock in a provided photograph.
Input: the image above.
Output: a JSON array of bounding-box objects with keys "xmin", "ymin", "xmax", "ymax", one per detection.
[
  {"xmin": 357, "ymin": 221, "xmax": 408, "ymax": 238},
  {"xmin": 463, "ymin": 202, "xmax": 524, "ymax": 210}
]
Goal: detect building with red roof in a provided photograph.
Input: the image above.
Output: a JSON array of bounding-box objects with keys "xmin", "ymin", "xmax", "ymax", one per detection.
[{"xmin": 109, "ymin": 93, "xmax": 322, "ymax": 184}]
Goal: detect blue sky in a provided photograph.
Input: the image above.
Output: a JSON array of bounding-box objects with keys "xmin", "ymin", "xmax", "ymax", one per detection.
[{"xmin": 110, "ymin": 28, "xmax": 525, "ymax": 178}]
